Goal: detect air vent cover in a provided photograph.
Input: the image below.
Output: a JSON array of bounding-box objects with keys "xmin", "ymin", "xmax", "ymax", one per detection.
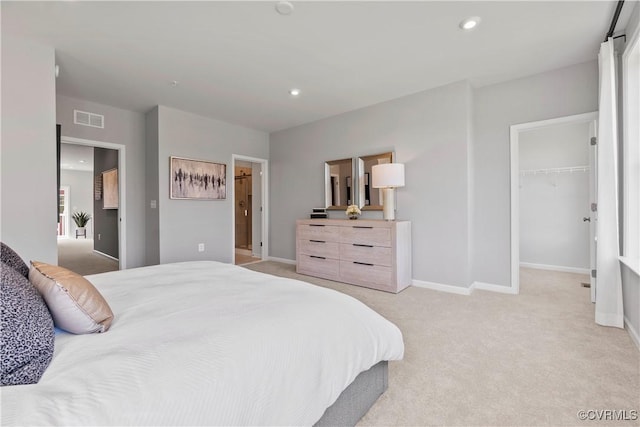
[{"xmin": 74, "ymin": 110, "xmax": 104, "ymax": 129}]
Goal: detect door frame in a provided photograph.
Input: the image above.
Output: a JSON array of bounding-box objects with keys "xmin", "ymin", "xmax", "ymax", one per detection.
[
  {"xmin": 60, "ymin": 136, "xmax": 127, "ymax": 270},
  {"xmin": 231, "ymin": 154, "xmax": 269, "ymax": 264},
  {"xmin": 58, "ymin": 186, "xmax": 70, "ymax": 239},
  {"xmin": 510, "ymin": 111, "xmax": 598, "ymax": 294}
]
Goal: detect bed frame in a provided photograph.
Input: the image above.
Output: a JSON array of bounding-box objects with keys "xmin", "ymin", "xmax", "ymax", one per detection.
[{"xmin": 315, "ymin": 361, "xmax": 388, "ymax": 426}]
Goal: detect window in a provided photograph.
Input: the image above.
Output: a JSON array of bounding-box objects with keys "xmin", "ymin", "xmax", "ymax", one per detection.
[{"xmin": 622, "ymin": 25, "xmax": 640, "ymax": 272}]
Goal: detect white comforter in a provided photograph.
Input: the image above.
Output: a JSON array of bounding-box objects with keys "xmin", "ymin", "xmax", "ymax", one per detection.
[{"xmin": 1, "ymin": 261, "xmax": 404, "ymax": 426}]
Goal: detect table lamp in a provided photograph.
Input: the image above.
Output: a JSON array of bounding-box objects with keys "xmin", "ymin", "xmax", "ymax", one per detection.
[{"xmin": 371, "ymin": 163, "xmax": 405, "ymax": 221}]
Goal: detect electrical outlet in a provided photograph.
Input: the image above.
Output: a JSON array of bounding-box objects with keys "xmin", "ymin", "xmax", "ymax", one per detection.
[{"xmin": 198, "ymin": 243, "xmax": 205, "ymax": 252}]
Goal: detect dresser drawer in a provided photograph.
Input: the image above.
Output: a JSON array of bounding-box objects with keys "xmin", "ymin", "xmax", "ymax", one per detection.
[
  {"xmin": 297, "ymin": 254, "xmax": 339, "ymax": 281},
  {"xmin": 298, "ymin": 240, "xmax": 339, "ymax": 258},
  {"xmin": 297, "ymin": 224, "xmax": 341, "ymax": 242},
  {"xmin": 340, "ymin": 226, "xmax": 391, "ymax": 247},
  {"xmin": 339, "ymin": 243, "xmax": 392, "ymax": 267},
  {"xmin": 339, "ymin": 260, "xmax": 393, "ymax": 288}
]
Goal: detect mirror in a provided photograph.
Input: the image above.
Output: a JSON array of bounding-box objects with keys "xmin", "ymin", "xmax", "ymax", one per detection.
[
  {"xmin": 357, "ymin": 152, "xmax": 393, "ymax": 210},
  {"xmin": 325, "ymin": 158, "xmax": 355, "ymax": 210}
]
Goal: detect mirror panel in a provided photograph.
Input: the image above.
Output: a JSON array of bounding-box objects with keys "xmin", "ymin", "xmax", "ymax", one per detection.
[
  {"xmin": 357, "ymin": 152, "xmax": 393, "ymax": 210},
  {"xmin": 324, "ymin": 158, "xmax": 355, "ymax": 210}
]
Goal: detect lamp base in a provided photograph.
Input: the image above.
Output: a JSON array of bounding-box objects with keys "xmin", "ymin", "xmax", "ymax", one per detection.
[{"xmin": 382, "ymin": 188, "xmax": 395, "ymax": 221}]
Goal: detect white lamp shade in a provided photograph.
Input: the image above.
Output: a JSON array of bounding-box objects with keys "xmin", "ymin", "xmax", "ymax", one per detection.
[{"xmin": 372, "ymin": 163, "xmax": 405, "ymax": 188}]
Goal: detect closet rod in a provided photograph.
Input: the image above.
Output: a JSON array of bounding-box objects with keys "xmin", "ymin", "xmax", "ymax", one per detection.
[
  {"xmin": 520, "ymin": 166, "xmax": 590, "ymax": 175},
  {"xmin": 605, "ymin": 0, "xmax": 625, "ymax": 42}
]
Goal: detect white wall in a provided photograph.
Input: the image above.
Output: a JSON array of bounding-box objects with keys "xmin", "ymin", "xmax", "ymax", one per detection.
[
  {"xmin": 152, "ymin": 106, "xmax": 269, "ymax": 264},
  {"xmin": 60, "ymin": 169, "xmax": 94, "ymax": 238},
  {"xmin": 519, "ymin": 123, "xmax": 591, "ymax": 271},
  {"xmin": 56, "ymin": 95, "xmax": 147, "ymax": 268},
  {"xmin": 473, "ymin": 61, "xmax": 599, "ymax": 288},
  {"xmin": 1, "ymin": 36, "xmax": 57, "ymax": 264},
  {"xmin": 270, "ymin": 81, "xmax": 473, "ymax": 288}
]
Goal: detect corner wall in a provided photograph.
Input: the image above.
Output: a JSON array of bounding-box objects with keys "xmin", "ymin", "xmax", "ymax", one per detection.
[
  {"xmin": 150, "ymin": 106, "xmax": 269, "ymax": 264},
  {"xmin": 1, "ymin": 36, "xmax": 57, "ymax": 264}
]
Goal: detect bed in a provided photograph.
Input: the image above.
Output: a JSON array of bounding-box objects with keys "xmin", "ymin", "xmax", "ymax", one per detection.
[{"xmin": 1, "ymin": 260, "xmax": 404, "ymax": 426}]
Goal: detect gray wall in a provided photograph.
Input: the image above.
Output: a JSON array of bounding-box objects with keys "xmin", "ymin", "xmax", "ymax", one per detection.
[
  {"xmin": 145, "ymin": 107, "xmax": 161, "ymax": 266},
  {"xmin": 93, "ymin": 148, "xmax": 119, "ymax": 258},
  {"xmin": 56, "ymin": 95, "xmax": 147, "ymax": 268},
  {"xmin": 61, "ymin": 168, "xmax": 94, "ymax": 238},
  {"xmin": 473, "ymin": 61, "xmax": 598, "ymax": 287},
  {"xmin": 150, "ymin": 106, "xmax": 269, "ymax": 264},
  {"xmin": 1, "ymin": 36, "xmax": 57, "ymax": 264},
  {"xmin": 270, "ymin": 81, "xmax": 473, "ymax": 287},
  {"xmin": 519, "ymin": 123, "xmax": 591, "ymax": 270}
]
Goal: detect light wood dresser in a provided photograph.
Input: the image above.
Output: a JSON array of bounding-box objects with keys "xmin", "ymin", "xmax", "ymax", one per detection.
[{"xmin": 296, "ymin": 219, "xmax": 412, "ymax": 293}]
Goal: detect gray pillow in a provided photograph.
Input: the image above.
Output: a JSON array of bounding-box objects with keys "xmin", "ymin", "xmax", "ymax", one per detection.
[
  {"xmin": 1, "ymin": 262, "xmax": 55, "ymax": 386},
  {"xmin": 1, "ymin": 242, "xmax": 29, "ymax": 278}
]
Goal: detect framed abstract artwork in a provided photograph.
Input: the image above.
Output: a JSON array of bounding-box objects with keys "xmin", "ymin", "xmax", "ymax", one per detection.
[{"xmin": 170, "ymin": 156, "xmax": 227, "ymax": 200}]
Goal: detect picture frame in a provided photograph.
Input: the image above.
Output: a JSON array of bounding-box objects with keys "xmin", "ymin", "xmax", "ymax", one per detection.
[
  {"xmin": 170, "ymin": 156, "xmax": 227, "ymax": 200},
  {"xmin": 102, "ymin": 168, "xmax": 118, "ymax": 209}
]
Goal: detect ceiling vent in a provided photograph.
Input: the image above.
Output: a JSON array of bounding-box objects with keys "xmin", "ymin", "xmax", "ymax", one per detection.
[{"xmin": 74, "ymin": 109, "xmax": 104, "ymax": 129}]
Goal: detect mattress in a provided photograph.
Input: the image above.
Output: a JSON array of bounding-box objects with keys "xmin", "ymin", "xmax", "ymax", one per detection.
[{"xmin": 1, "ymin": 261, "xmax": 404, "ymax": 426}]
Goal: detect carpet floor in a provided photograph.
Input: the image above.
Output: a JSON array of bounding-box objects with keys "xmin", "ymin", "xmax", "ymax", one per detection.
[
  {"xmin": 57, "ymin": 238, "xmax": 119, "ymax": 276},
  {"xmin": 244, "ymin": 262, "xmax": 639, "ymax": 427}
]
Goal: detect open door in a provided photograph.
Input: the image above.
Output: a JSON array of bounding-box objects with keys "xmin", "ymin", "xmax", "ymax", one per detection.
[{"xmin": 588, "ymin": 120, "xmax": 598, "ymax": 302}]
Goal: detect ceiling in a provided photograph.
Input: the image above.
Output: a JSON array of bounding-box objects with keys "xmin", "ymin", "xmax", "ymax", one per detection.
[
  {"xmin": 60, "ymin": 144, "xmax": 93, "ymax": 172},
  {"xmin": 2, "ymin": 1, "xmax": 631, "ymax": 132}
]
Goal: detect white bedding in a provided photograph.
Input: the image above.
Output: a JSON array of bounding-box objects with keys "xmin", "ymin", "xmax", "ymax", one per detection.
[{"xmin": 1, "ymin": 261, "xmax": 404, "ymax": 426}]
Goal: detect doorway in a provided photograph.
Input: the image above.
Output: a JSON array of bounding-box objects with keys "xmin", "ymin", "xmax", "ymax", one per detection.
[
  {"xmin": 232, "ymin": 155, "xmax": 268, "ymax": 265},
  {"xmin": 59, "ymin": 136, "xmax": 126, "ymax": 271},
  {"xmin": 510, "ymin": 112, "xmax": 598, "ymax": 296}
]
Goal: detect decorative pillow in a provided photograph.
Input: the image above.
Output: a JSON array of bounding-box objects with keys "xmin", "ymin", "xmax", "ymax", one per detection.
[
  {"xmin": 29, "ymin": 261, "xmax": 114, "ymax": 334},
  {"xmin": 1, "ymin": 242, "xmax": 29, "ymax": 278},
  {"xmin": 1, "ymin": 262, "xmax": 55, "ymax": 386}
]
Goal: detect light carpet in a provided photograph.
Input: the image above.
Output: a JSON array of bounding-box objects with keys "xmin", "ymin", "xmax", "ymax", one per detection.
[
  {"xmin": 57, "ymin": 238, "xmax": 119, "ymax": 276},
  {"xmin": 244, "ymin": 262, "xmax": 639, "ymax": 426}
]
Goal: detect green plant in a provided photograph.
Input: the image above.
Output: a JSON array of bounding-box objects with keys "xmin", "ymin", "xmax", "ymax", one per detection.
[{"xmin": 71, "ymin": 211, "xmax": 91, "ymax": 227}]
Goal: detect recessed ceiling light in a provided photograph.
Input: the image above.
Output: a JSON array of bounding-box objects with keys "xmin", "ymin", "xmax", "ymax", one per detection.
[
  {"xmin": 289, "ymin": 88, "xmax": 300, "ymax": 96},
  {"xmin": 275, "ymin": 1, "xmax": 294, "ymax": 16},
  {"xmin": 79, "ymin": 160, "xmax": 85, "ymax": 163},
  {"xmin": 170, "ymin": 80, "xmax": 179, "ymax": 87},
  {"xmin": 459, "ymin": 16, "xmax": 481, "ymax": 31}
]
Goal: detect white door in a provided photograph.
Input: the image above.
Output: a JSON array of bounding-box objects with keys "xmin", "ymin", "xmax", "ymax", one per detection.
[{"xmin": 588, "ymin": 120, "xmax": 598, "ymax": 302}]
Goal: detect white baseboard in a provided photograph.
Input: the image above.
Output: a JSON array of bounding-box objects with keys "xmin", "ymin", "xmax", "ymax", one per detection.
[
  {"xmin": 93, "ymin": 250, "xmax": 119, "ymax": 262},
  {"xmin": 520, "ymin": 262, "xmax": 589, "ymax": 275},
  {"xmin": 624, "ymin": 316, "xmax": 640, "ymax": 351},
  {"xmin": 471, "ymin": 281, "xmax": 518, "ymax": 294},
  {"xmin": 267, "ymin": 256, "xmax": 296, "ymax": 265},
  {"xmin": 412, "ymin": 279, "xmax": 472, "ymax": 296}
]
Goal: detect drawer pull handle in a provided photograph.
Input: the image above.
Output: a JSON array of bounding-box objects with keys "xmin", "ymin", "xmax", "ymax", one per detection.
[
  {"xmin": 310, "ymin": 255, "xmax": 326, "ymax": 260},
  {"xmin": 309, "ymin": 224, "xmax": 325, "ymax": 227},
  {"xmin": 352, "ymin": 226, "xmax": 373, "ymax": 229},
  {"xmin": 310, "ymin": 240, "xmax": 326, "ymax": 243},
  {"xmin": 353, "ymin": 244, "xmax": 373, "ymax": 248},
  {"xmin": 353, "ymin": 261, "xmax": 374, "ymax": 267}
]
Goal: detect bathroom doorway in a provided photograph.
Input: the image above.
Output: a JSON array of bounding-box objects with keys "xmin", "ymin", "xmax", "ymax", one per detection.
[{"xmin": 232, "ymin": 155, "xmax": 268, "ymax": 265}]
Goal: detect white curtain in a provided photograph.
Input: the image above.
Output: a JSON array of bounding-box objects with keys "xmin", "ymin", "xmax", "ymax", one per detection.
[{"xmin": 595, "ymin": 38, "xmax": 623, "ymax": 328}]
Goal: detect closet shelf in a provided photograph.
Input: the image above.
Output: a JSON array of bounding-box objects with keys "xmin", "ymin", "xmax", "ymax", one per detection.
[{"xmin": 520, "ymin": 165, "xmax": 590, "ymax": 175}]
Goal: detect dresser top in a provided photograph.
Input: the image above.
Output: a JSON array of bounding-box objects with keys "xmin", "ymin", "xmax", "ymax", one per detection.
[{"xmin": 297, "ymin": 218, "xmax": 409, "ymax": 228}]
